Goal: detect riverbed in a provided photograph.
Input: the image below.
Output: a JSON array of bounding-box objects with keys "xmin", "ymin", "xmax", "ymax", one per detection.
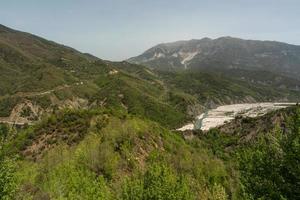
[{"xmin": 177, "ymin": 102, "xmax": 296, "ymax": 131}]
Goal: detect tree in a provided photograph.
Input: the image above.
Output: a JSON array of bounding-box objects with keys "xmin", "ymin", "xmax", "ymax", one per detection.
[{"xmin": 238, "ymin": 108, "xmax": 300, "ymax": 199}]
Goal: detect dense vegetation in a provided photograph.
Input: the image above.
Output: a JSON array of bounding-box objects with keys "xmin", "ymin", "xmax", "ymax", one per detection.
[
  {"xmin": 237, "ymin": 110, "xmax": 300, "ymax": 199},
  {"xmin": 198, "ymin": 106, "xmax": 300, "ymax": 200},
  {"xmin": 157, "ymin": 71, "xmax": 300, "ymax": 105},
  {"xmin": 1, "ymin": 106, "xmax": 299, "ymax": 199},
  {"xmin": 0, "ymin": 109, "xmax": 235, "ymax": 199}
]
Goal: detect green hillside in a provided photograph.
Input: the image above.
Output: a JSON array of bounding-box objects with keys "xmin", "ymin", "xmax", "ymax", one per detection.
[
  {"xmin": 0, "ymin": 108, "xmax": 230, "ymax": 199},
  {"xmin": 156, "ymin": 70, "xmax": 300, "ymax": 107},
  {"xmin": 0, "ymin": 25, "xmax": 190, "ymax": 127},
  {"xmin": 197, "ymin": 106, "xmax": 300, "ymax": 199},
  {"xmin": 1, "ymin": 104, "xmax": 299, "ymax": 199}
]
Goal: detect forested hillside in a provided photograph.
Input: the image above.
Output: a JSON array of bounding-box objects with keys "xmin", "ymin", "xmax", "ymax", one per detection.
[{"xmin": 1, "ymin": 105, "xmax": 299, "ymax": 199}]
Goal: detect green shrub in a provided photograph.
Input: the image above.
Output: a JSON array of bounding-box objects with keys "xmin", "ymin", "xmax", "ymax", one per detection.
[
  {"xmin": 44, "ymin": 163, "xmax": 112, "ymax": 199},
  {"xmin": 0, "ymin": 158, "xmax": 17, "ymax": 200},
  {"xmin": 238, "ymin": 109, "xmax": 300, "ymax": 199},
  {"xmin": 0, "ymin": 124, "xmax": 9, "ymax": 141},
  {"xmin": 122, "ymin": 164, "xmax": 194, "ymax": 200}
]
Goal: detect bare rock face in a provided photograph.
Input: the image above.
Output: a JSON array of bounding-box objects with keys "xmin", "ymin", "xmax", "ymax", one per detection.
[
  {"xmin": 0, "ymin": 100, "xmax": 43, "ymax": 125},
  {"xmin": 178, "ymin": 102, "xmax": 296, "ymax": 132},
  {"xmin": 0, "ymin": 97, "xmax": 92, "ymax": 125},
  {"xmin": 59, "ymin": 97, "xmax": 89, "ymax": 110}
]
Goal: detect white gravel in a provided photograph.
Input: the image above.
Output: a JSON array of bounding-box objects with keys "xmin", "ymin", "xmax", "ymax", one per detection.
[{"xmin": 177, "ymin": 102, "xmax": 296, "ymax": 131}]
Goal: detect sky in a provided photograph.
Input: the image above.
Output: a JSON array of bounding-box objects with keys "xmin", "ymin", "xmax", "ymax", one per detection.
[{"xmin": 0, "ymin": 0, "xmax": 299, "ymax": 61}]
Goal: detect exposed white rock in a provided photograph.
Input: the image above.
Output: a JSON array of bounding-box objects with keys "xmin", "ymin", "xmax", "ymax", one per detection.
[
  {"xmin": 178, "ymin": 51, "xmax": 199, "ymax": 69},
  {"xmin": 144, "ymin": 52, "xmax": 166, "ymax": 62},
  {"xmin": 176, "ymin": 123, "xmax": 194, "ymax": 131},
  {"xmin": 109, "ymin": 69, "xmax": 119, "ymax": 75},
  {"xmin": 154, "ymin": 52, "xmax": 165, "ymax": 58},
  {"xmin": 177, "ymin": 102, "xmax": 296, "ymax": 131},
  {"xmin": 172, "ymin": 53, "xmax": 179, "ymax": 57}
]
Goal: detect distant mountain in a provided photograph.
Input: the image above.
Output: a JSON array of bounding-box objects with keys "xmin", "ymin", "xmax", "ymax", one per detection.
[{"xmin": 128, "ymin": 37, "xmax": 300, "ymax": 79}]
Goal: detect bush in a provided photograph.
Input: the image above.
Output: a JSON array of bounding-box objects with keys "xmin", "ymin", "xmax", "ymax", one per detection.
[
  {"xmin": 41, "ymin": 161, "xmax": 112, "ymax": 199},
  {"xmin": 122, "ymin": 164, "xmax": 194, "ymax": 200},
  {"xmin": 0, "ymin": 124, "xmax": 9, "ymax": 141},
  {"xmin": 0, "ymin": 158, "xmax": 17, "ymax": 200}
]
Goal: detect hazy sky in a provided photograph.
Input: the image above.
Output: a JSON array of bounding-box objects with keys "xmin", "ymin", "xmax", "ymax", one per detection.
[{"xmin": 0, "ymin": 0, "xmax": 299, "ymax": 60}]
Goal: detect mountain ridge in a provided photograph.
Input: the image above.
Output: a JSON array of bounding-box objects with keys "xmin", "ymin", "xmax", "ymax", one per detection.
[
  {"xmin": 128, "ymin": 37, "xmax": 300, "ymax": 80},
  {"xmin": 137, "ymin": 36, "xmax": 299, "ymax": 53}
]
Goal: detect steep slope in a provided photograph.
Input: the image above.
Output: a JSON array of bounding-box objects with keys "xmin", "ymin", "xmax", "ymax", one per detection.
[
  {"xmin": 128, "ymin": 38, "xmax": 211, "ymax": 71},
  {"xmin": 157, "ymin": 71, "xmax": 300, "ymax": 107},
  {"xmin": 0, "ymin": 24, "xmax": 101, "ymax": 95},
  {"xmin": 215, "ymin": 106, "xmax": 298, "ymax": 143},
  {"xmin": 0, "ymin": 24, "xmax": 188, "ymax": 127}
]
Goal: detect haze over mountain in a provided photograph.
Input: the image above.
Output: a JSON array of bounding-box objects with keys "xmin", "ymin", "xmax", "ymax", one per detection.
[{"xmin": 128, "ymin": 37, "xmax": 300, "ymax": 79}]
